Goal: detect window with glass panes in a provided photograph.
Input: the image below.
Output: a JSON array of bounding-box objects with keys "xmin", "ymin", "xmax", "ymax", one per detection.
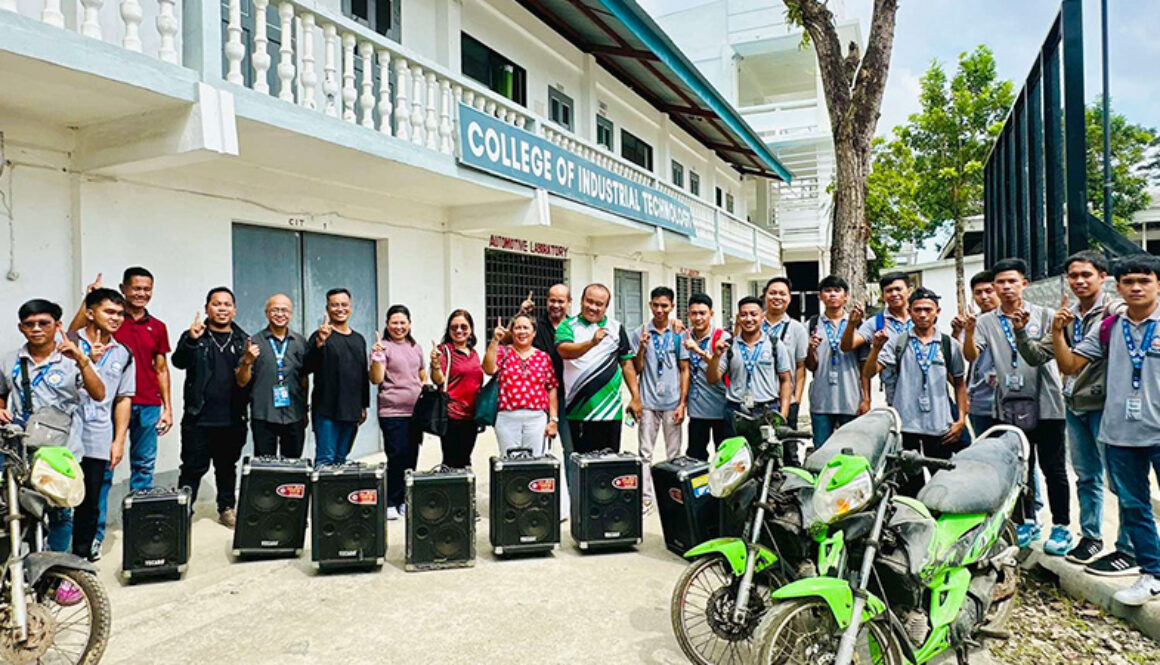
[
  {"xmin": 675, "ymin": 275, "xmax": 706, "ymax": 320},
  {"xmin": 621, "ymin": 130, "xmax": 653, "ymax": 171},
  {"xmin": 671, "ymin": 161, "xmax": 684, "ymax": 188},
  {"xmin": 343, "ymin": 0, "xmax": 399, "ymax": 40},
  {"xmin": 726, "ymin": 193, "xmax": 735, "ymax": 214},
  {"xmin": 596, "ymin": 115, "xmax": 614, "ymax": 150},
  {"xmin": 720, "ymin": 283, "xmax": 735, "ymax": 328},
  {"xmin": 549, "ymin": 87, "xmax": 573, "ymax": 131},
  {"xmin": 461, "ymin": 34, "xmax": 526, "ymax": 105},
  {"xmin": 690, "ymin": 172, "xmax": 700, "ymax": 197}
]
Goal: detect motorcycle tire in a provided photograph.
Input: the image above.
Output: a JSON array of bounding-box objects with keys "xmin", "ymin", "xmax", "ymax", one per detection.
[
  {"xmin": 982, "ymin": 521, "xmax": 1021, "ymax": 631},
  {"xmin": 755, "ymin": 598, "xmax": 903, "ymax": 665},
  {"xmin": 670, "ymin": 555, "xmax": 784, "ymax": 665},
  {"xmin": 33, "ymin": 568, "xmax": 111, "ymax": 665}
]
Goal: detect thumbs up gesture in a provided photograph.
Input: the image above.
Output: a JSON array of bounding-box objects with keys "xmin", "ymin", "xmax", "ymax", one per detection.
[
  {"xmin": 190, "ymin": 312, "xmax": 206, "ymax": 339},
  {"xmin": 243, "ymin": 337, "xmax": 260, "ymax": 365}
]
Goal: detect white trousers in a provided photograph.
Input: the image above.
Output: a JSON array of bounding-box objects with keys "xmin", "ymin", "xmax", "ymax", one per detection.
[
  {"xmin": 495, "ymin": 409, "xmax": 570, "ymax": 520},
  {"xmin": 638, "ymin": 408, "xmax": 684, "ymax": 503}
]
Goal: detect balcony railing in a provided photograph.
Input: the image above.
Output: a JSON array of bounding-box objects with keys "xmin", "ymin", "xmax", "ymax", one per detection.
[
  {"xmin": 1, "ymin": 0, "xmax": 179, "ymax": 63},
  {"xmin": 738, "ymin": 99, "xmax": 822, "ymax": 141}
]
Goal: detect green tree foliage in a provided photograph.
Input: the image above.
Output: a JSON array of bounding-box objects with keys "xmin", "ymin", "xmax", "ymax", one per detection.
[
  {"xmin": 1085, "ymin": 102, "xmax": 1159, "ymax": 233},
  {"xmin": 865, "ymin": 137, "xmax": 924, "ymax": 277}
]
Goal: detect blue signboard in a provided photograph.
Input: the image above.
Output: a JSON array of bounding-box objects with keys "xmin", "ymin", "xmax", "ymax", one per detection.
[{"xmin": 457, "ymin": 103, "xmax": 695, "ymax": 237}]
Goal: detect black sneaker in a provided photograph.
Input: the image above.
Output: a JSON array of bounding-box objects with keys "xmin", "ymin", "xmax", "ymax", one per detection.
[
  {"xmin": 1065, "ymin": 537, "xmax": 1103, "ymax": 564},
  {"xmin": 1085, "ymin": 551, "xmax": 1141, "ymax": 578}
]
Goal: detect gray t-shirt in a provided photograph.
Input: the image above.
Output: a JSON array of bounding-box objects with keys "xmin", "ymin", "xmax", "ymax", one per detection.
[
  {"xmin": 248, "ymin": 327, "xmax": 309, "ymax": 424},
  {"xmin": 1073, "ymin": 305, "xmax": 1160, "ymax": 448},
  {"xmin": 74, "ymin": 330, "xmax": 135, "ymax": 461},
  {"xmin": 0, "ymin": 346, "xmax": 86, "ymax": 458},
  {"xmin": 630, "ymin": 321, "xmax": 682, "ymax": 411},
  {"xmin": 808, "ymin": 314, "xmax": 862, "ymax": 416},
  {"xmin": 967, "ymin": 343, "xmax": 996, "ymax": 417},
  {"xmin": 718, "ymin": 334, "xmax": 793, "ymax": 406},
  {"xmin": 678, "ymin": 328, "xmax": 730, "ymax": 420},
  {"xmin": 856, "ymin": 311, "xmax": 911, "ymax": 402},
  {"xmin": 762, "ymin": 316, "xmax": 809, "ymax": 399},
  {"xmin": 972, "ymin": 304, "xmax": 1065, "ymax": 421},
  {"xmin": 880, "ymin": 331, "xmax": 966, "ymax": 436}
]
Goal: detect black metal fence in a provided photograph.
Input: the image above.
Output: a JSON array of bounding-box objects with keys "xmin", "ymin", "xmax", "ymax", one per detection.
[{"xmin": 983, "ymin": 0, "xmax": 1141, "ymax": 277}]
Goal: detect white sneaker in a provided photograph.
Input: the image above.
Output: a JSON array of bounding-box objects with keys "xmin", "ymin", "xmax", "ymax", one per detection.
[
  {"xmin": 386, "ymin": 506, "xmax": 400, "ymax": 521},
  {"xmin": 1113, "ymin": 573, "xmax": 1160, "ymax": 606},
  {"xmin": 398, "ymin": 504, "xmax": 407, "ymax": 518}
]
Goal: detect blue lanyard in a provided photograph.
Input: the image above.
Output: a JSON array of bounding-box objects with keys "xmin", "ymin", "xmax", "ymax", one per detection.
[
  {"xmin": 762, "ymin": 319, "xmax": 785, "ymax": 339},
  {"xmin": 886, "ymin": 317, "xmax": 912, "ymax": 335},
  {"xmin": 908, "ymin": 336, "xmax": 940, "ymax": 387},
  {"xmin": 1121, "ymin": 318, "xmax": 1158, "ymax": 392},
  {"xmin": 1072, "ymin": 317, "xmax": 1085, "ymax": 346},
  {"xmin": 822, "ymin": 318, "xmax": 847, "ymax": 367},
  {"xmin": 738, "ymin": 339, "xmax": 762, "ymax": 388},
  {"xmin": 10, "ymin": 362, "xmax": 51, "ymax": 418},
  {"xmin": 76, "ymin": 336, "xmax": 111, "ymax": 369},
  {"xmin": 997, "ymin": 314, "xmax": 1019, "ymax": 368},
  {"xmin": 688, "ymin": 331, "xmax": 711, "ymax": 374},
  {"xmin": 269, "ymin": 336, "xmax": 289, "ymax": 383},
  {"xmin": 650, "ymin": 329, "xmax": 672, "ymax": 376}
]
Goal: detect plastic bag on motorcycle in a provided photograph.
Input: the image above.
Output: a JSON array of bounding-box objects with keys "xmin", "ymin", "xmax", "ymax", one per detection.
[{"xmin": 24, "ymin": 408, "xmax": 85, "ymax": 508}]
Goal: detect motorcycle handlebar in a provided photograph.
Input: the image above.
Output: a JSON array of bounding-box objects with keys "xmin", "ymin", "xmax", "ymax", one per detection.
[
  {"xmin": 775, "ymin": 427, "xmax": 811, "ymax": 440},
  {"xmin": 887, "ymin": 450, "xmax": 956, "ymax": 472}
]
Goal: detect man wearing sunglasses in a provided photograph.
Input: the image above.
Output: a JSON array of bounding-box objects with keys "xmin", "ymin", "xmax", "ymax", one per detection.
[{"xmin": 630, "ymin": 286, "xmax": 688, "ymax": 513}]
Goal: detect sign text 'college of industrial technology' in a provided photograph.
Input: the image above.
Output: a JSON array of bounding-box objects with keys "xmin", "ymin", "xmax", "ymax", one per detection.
[{"xmin": 458, "ymin": 104, "xmax": 695, "ymax": 237}]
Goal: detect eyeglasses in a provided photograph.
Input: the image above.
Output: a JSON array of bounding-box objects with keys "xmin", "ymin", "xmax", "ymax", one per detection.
[
  {"xmin": 450, "ymin": 324, "xmax": 471, "ymax": 332},
  {"xmin": 19, "ymin": 320, "xmax": 55, "ymax": 330},
  {"xmin": 267, "ymin": 307, "xmax": 292, "ymax": 315}
]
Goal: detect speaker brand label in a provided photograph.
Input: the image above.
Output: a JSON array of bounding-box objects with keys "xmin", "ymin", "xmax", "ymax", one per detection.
[
  {"xmin": 276, "ymin": 483, "xmax": 306, "ymax": 499},
  {"xmin": 612, "ymin": 474, "xmax": 638, "ymax": 490},
  {"xmin": 668, "ymin": 488, "xmax": 684, "ymax": 504},
  {"xmin": 144, "ymin": 559, "xmax": 165, "ymax": 567},
  {"xmin": 691, "ymin": 474, "xmax": 710, "ymax": 498},
  {"xmin": 348, "ymin": 489, "xmax": 378, "ymax": 505},
  {"xmin": 528, "ymin": 478, "xmax": 556, "ymax": 493}
]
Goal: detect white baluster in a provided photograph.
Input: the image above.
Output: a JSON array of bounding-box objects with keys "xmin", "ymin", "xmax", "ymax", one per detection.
[
  {"xmin": 393, "ymin": 57, "xmax": 411, "ymax": 141},
  {"xmin": 485, "ymin": 100, "xmax": 496, "ymax": 119},
  {"xmin": 79, "ymin": 0, "xmax": 103, "ymax": 38},
  {"xmin": 410, "ymin": 65, "xmax": 424, "ymax": 146},
  {"xmin": 474, "ymin": 96, "xmax": 486, "ymax": 111},
  {"xmin": 497, "ymin": 108, "xmax": 508, "ymax": 124},
  {"xmin": 41, "ymin": 0, "xmax": 64, "ymax": 27},
  {"xmin": 359, "ymin": 41, "xmax": 375, "ymax": 129},
  {"xmin": 322, "ymin": 23, "xmax": 338, "ymax": 116},
  {"xmin": 300, "ymin": 13, "xmax": 318, "ymax": 109},
  {"xmin": 463, "ymin": 90, "xmax": 475, "ymax": 111},
  {"xmin": 157, "ymin": 0, "xmax": 178, "ymax": 63},
  {"xmin": 444, "ymin": 83, "xmax": 460, "ymax": 154},
  {"xmin": 376, "ymin": 49, "xmax": 392, "ymax": 135},
  {"xmin": 514, "ymin": 115, "xmax": 526, "ymax": 129},
  {"xmin": 342, "ymin": 34, "xmax": 357, "ymax": 123},
  {"xmin": 276, "ymin": 3, "xmax": 295, "ymax": 101},
  {"xmin": 424, "ymin": 72, "xmax": 438, "ymax": 150},
  {"xmin": 224, "ymin": 0, "xmax": 244, "ymax": 84},
  {"xmin": 250, "ymin": 0, "xmax": 270, "ymax": 92}
]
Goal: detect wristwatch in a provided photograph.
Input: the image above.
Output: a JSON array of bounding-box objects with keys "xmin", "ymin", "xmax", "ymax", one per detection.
[{"xmin": 549, "ymin": 416, "xmax": 559, "ymax": 423}]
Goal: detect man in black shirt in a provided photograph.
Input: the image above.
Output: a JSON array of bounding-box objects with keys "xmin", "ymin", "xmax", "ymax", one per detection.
[
  {"xmin": 172, "ymin": 287, "xmax": 249, "ymax": 528},
  {"xmin": 305, "ymin": 288, "xmax": 369, "ymax": 466}
]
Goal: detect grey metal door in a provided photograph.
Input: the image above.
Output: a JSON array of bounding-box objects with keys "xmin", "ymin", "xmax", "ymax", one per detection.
[
  {"xmin": 232, "ymin": 224, "xmax": 304, "ymax": 335},
  {"xmin": 614, "ymin": 269, "xmax": 643, "ymax": 330}
]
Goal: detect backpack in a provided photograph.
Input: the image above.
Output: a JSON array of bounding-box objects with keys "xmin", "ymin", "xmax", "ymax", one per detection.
[
  {"xmin": 1099, "ymin": 314, "xmax": 1119, "ymax": 350},
  {"xmin": 890, "ymin": 333, "xmax": 955, "ymax": 390}
]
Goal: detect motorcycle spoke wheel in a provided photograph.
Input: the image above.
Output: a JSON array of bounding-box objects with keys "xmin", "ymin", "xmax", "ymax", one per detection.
[
  {"xmin": 756, "ymin": 599, "xmax": 900, "ymax": 665},
  {"xmin": 671, "ymin": 556, "xmax": 776, "ymax": 665},
  {"xmin": 30, "ymin": 569, "xmax": 110, "ymax": 665}
]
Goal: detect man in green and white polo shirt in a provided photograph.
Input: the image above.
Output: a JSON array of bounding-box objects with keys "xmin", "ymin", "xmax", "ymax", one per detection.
[{"xmin": 556, "ymin": 283, "xmax": 643, "ymax": 454}]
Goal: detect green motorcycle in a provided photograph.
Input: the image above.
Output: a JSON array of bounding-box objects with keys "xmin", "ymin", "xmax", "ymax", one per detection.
[{"xmin": 756, "ymin": 424, "xmax": 1027, "ymax": 665}]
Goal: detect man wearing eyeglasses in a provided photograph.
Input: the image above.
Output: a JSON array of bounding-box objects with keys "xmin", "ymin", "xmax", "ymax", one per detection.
[
  {"xmin": 630, "ymin": 286, "xmax": 688, "ymax": 512},
  {"xmin": 236, "ymin": 294, "xmax": 310, "ymax": 458}
]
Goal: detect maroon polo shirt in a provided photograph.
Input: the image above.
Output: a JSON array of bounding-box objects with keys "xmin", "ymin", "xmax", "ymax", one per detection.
[{"xmin": 114, "ymin": 309, "xmax": 171, "ymax": 407}]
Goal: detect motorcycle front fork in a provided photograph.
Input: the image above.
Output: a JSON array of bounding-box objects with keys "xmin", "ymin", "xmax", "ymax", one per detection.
[
  {"xmin": 5, "ymin": 468, "xmax": 28, "ymax": 641},
  {"xmin": 834, "ymin": 487, "xmax": 893, "ymax": 665},
  {"xmin": 731, "ymin": 459, "xmax": 777, "ymax": 625}
]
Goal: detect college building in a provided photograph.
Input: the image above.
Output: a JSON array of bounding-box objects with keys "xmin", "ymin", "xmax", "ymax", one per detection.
[{"xmin": 0, "ymin": 0, "xmax": 795, "ymax": 474}]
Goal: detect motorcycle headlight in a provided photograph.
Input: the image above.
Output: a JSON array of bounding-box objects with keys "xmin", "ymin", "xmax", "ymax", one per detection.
[
  {"xmin": 810, "ymin": 462, "xmax": 873, "ymax": 526},
  {"xmin": 708, "ymin": 441, "xmax": 752, "ymax": 497}
]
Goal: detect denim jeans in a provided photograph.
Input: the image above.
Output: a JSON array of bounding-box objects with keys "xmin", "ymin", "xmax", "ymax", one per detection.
[
  {"xmin": 47, "ymin": 508, "xmax": 73, "ymax": 553},
  {"xmin": 1068, "ymin": 409, "xmax": 1132, "ymax": 553},
  {"xmin": 811, "ymin": 413, "xmax": 854, "ymax": 447},
  {"xmin": 1105, "ymin": 444, "xmax": 1160, "ymax": 577},
  {"xmin": 97, "ymin": 404, "xmax": 161, "ymax": 542},
  {"xmin": 313, "ymin": 417, "xmax": 358, "ymax": 466}
]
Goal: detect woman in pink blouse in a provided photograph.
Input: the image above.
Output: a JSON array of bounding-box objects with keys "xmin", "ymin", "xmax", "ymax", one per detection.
[
  {"xmin": 482, "ymin": 313, "xmax": 559, "ymax": 456},
  {"xmin": 369, "ymin": 304, "xmax": 425, "ymax": 520}
]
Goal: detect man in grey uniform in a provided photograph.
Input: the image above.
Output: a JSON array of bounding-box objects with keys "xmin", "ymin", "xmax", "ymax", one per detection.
[
  {"xmin": 707, "ymin": 297, "xmax": 793, "ymax": 424},
  {"xmin": 805, "ymin": 275, "xmax": 862, "ymax": 446},
  {"xmin": 845, "ymin": 272, "xmax": 913, "ymax": 411},
  {"xmin": 1055, "ymin": 255, "xmax": 1160, "ymax": 606},
  {"xmin": 762, "ymin": 277, "xmax": 808, "ymax": 427},
  {"xmin": 679, "ymin": 293, "xmax": 731, "ymax": 461}
]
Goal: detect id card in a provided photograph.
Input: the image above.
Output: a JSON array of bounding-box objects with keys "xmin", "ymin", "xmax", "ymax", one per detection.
[
  {"xmin": 1126, "ymin": 396, "xmax": 1143, "ymax": 421},
  {"xmin": 273, "ymin": 384, "xmax": 291, "ymax": 408},
  {"xmin": 918, "ymin": 393, "xmax": 932, "ymax": 412},
  {"xmin": 1062, "ymin": 376, "xmax": 1075, "ymax": 398},
  {"xmin": 743, "ymin": 392, "xmax": 755, "ymax": 410},
  {"xmin": 828, "ymin": 369, "xmax": 839, "ymax": 386},
  {"xmin": 1004, "ymin": 374, "xmax": 1024, "ymax": 391}
]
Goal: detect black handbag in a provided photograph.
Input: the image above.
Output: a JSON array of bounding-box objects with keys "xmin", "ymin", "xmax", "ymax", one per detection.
[
  {"xmin": 413, "ymin": 347, "xmax": 451, "ymax": 437},
  {"xmin": 999, "ymin": 392, "xmax": 1039, "ymax": 432}
]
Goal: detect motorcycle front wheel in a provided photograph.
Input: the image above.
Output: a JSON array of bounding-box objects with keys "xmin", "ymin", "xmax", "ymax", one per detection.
[
  {"xmin": 1, "ymin": 568, "xmax": 111, "ymax": 665},
  {"xmin": 755, "ymin": 598, "xmax": 903, "ymax": 665},
  {"xmin": 670, "ymin": 554, "xmax": 783, "ymax": 665}
]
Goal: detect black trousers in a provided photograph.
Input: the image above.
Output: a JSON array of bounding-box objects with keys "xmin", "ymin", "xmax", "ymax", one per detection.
[
  {"xmin": 71, "ymin": 456, "xmax": 109, "ymax": 558},
  {"xmin": 687, "ymin": 418, "xmax": 728, "ymax": 461},
  {"xmin": 1022, "ymin": 419, "xmax": 1071, "ymax": 526},
  {"xmin": 440, "ymin": 418, "xmax": 479, "ymax": 469},
  {"xmin": 178, "ymin": 423, "xmax": 248, "ymax": 512},
  {"xmin": 380, "ymin": 417, "xmax": 423, "ymax": 507},
  {"xmin": 251, "ymin": 419, "xmax": 306, "ymax": 458},
  {"xmin": 787, "ymin": 403, "xmax": 801, "ymax": 430},
  {"xmin": 899, "ymin": 433, "xmax": 966, "ymax": 498},
  {"xmin": 569, "ymin": 420, "xmax": 622, "ymax": 455}
]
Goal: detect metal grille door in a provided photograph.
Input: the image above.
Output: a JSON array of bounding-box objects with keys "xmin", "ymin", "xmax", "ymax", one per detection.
[
  {"xmin": 720, "ymin": 283, "xmax": 734, "ymax": 329},
  {"xmin": 614, "ymin": 269, "xmax": 644, "ymax": 330},
  {"xmin": 675, "ymin": 275, "xmax": 706, "ymax": 320},
  {"xmin": 485, "ymin": 250, "xmax": 567, "ymax": 331}
]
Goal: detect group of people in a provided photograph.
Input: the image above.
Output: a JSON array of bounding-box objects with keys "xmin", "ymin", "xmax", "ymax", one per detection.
[{"xmin": 4, "ymin": 253, "xmax": 1160, "ymax": 608}]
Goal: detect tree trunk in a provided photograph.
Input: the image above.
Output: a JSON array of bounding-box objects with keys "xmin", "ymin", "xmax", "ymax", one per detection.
[
  {"xmin": 831, "ymin": 139, "xmax": 871, "ymax": 300},
  {"xmin": 954, "ymin": 214, "xmax": 966, "ymax": 313}
]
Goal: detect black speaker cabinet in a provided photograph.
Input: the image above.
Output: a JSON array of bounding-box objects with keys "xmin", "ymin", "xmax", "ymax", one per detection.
[
  {"xmin": 121, "ymin": 487, "xmax": 191, "ymax": 582},
  {"xmin": 489, "ymin": 452, "xmax": 560, "ymax": 556},
  {"xmin": 233, "ymin": 456, "xmax": 312, "ymax": 558},
  {"xmin": 568, "ymin": 451, "xmax": 642, "ymax": 551},
  {"xmin": 653, "ymin": 456, "xmax": 719, "ymax": 555},
  {"xmin": 406, "ymin": 467, "xmax": 475, "ymax": 571},
  {"xmin": 310, "ymin": 462, "xmax": 386, "ymax": 572}
]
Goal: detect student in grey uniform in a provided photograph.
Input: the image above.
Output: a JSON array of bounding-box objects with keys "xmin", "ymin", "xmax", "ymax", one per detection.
[
  {"xmin": 707, "ymin": 297, "xmax": 793, "ymax": 424},
  {"xmin": 71, "ymin": 289, "xmax": 135, "ymax": 562},
  {"xmin": 1055, "ymin": 255, "xmax": 1160, "ymax": 606},
  {"xmin": 867, "ymin": 287, "xmax": 967, "ymax": 497},
  {"xmin": 679, "ymin": 293, "xmax": 731, "ymax": 461},
  {"xmin": 963, "ymin": 257, "xmax": 1071, "ymax": 554},
  {"xmin": 762, "ymin": 277, "xmax": 809, "ymax": 427},
  {"xmin": 805, "ymin": 275, "xmax": 862, "ymax": 446},
  {"xmin": 631, "ymin": 286, "xmax": 688, "ymax": 510},
  {"xmin": 0, "ymin": 299, "xmax": 106, "ymax": 553},
  {"xmin": 843, "ymin": 272, "xmax": 913, "ymax": 412},
  {"xmin": 1013, "ymin": 251, "xmax": 1134, "ymax": 575},
  {"xmin": 953, "ymin": 271, "xmax": 1000, "ymax": 434}
]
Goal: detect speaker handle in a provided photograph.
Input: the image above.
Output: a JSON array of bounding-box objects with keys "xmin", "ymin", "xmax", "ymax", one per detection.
[{"xmin": 505, "ymin": 447, "xmax": 535, "ymax": 460}]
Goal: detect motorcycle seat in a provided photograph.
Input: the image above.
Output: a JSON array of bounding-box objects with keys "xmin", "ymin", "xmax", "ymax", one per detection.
[
  {"xmin": 917, "ymin": 432, "xmax": 1025, "ymax": 515},
  {"xmin": 805, "ymin": 410, "xmax": 896, "ymax": 474}
]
